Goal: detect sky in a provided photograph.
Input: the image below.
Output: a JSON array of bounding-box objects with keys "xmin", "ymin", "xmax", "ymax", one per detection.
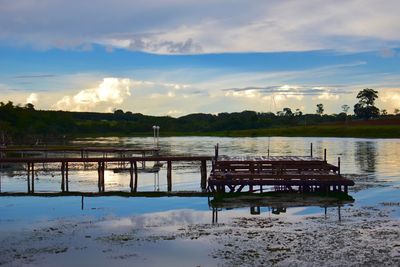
[{"xmin": 0, "ymin": 0, "xmax": 400, "ymax": 116}]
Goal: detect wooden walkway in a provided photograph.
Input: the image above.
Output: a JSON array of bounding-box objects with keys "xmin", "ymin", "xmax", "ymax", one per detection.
[{"xmin": 0, "ymin": 155, "xmax": 211, "ymax": 193}]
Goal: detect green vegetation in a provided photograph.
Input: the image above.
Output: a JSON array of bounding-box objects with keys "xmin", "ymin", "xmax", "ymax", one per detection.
[{"xmin": 1, "ymin": 88, "xmax": 400, "ymax": 144}]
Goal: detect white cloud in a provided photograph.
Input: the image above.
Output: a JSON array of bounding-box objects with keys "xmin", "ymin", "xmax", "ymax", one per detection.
[
  {"xmin": 315, "ymin": 93, "xmax": 340, "ymax": 100},
  {"xmin": 26, "ymin": 93, "xmax": 38, "ymax": 104},
  {"xmin": 1, "ymin": 1, "xmax": 399, "ymax": 53},
  {"xmin": 379, "ymin": 89, "xmax": 400, "ymax": 112},
  {"xmin": 54, "ymin": 78, "xmax": 131, "ymax": 111},
  {"xmin": 167, "ymin": 110, "xmax": 183, "ymax": 116}
]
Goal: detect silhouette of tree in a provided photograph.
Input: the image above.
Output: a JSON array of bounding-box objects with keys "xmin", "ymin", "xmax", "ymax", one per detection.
[
  {"xmin": 316, "ymin": 104, "xmax": 324, "ymax": 115},
  {"xmin": 341, "ymin": 104, "xmax": 350, "ymax": 114},
  {"xmin": 295, "ymin": 109, "xmax": 303, "ymax": 116},
  {"xmin": 282, "ymin": 107, "xmax": 293, "ymax": 116},
  {"xmin": 24, "ymin": 103, "xmax": 35, "ymax": 110},
  {"xmin": 354, "ymin": 88, "xmax": 379, "ymax": 119}
]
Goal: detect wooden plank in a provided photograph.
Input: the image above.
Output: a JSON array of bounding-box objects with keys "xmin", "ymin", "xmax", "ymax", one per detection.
[
  {"xmin": 208, "ymin": 178, "xmax": 354, "ymax": 186},
  {"xmin": 65, "ymin": 162, "xmax": 69, "ymax": 192},
  {"xmin": 61, "ymin": 162, "xmax": 65, "ymax": 192},
  {"xmin": 27, "ymin": 163, "xmax": 31, "ymax": 193},
  {"xmin": 0, "ymin": 155, "xmax": 213, "ymax": 163},
  {"xmin": 134, "ymin": 161, "xmax": 138, "ymax": 192},
  {"xmin": 31, "ymin": 163, "xmax": 35, "ymax": 193},
  {"xmin": 129, "ymin": 161, "xmax": 134, "ymax": 192}
]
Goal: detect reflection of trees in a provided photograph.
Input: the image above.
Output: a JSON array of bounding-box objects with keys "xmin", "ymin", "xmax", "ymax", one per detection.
[{"xmin": 355, "ymin": 141, "xmax": 377, "ymax": 173}]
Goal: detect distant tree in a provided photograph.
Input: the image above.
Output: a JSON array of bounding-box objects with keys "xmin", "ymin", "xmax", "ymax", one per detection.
[
  {"xmin": 394, "ymin": 108, "xmax": 400, "ymax": 115},
  {"xmin": 276, "ymin": 111, "xmax": 284, "ymax": 116},
  {"xmin": 341, "ymin": 104, "xmax": 350, "ymax": 114},
  {"xmin": 354, "ymin": 88, "xmax": 379, "ymax": 119},
  {"xmin": 381, "ymin": 109, "xmax": 387, "ymax": 116},
  {"xmin": 316, "ymin": 104, "xmax": 324, "ymax": 115},
  {"xmin": 282, "ymin": 107, "xmax": 293, "ymax": 116},
  {"xmin": 24, "ymin": 103, "xmax": 35, "ymax": 110},
  {"xmin": 295, "ymin": 109, "xmax": 303, "ymax": 116}
]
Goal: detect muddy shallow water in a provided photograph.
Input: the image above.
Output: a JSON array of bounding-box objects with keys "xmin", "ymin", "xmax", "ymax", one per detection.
[{"xmin": 0, "ymin": 137, "xmax": 399, "ymax": 266}]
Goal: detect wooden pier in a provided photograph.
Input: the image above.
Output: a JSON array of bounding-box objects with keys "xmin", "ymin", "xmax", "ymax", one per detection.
[
  {"xmin": 208, "ymin": 154, "xmax": 354, "ymax": 194},
  {"xmin": 0, "ymin": 154, "xmax": 211, "ymax": 193},
  {"xmin": 0, "ymin": 144, "xmax": 355, "ymax": 195}
]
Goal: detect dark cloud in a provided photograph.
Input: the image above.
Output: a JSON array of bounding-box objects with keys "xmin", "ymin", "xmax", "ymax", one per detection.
[
  {"xmin": 223, "ymin": 85, "xmax": 353, "ymax": 96},
  {"xmin": 13, "ymin": 74, "xmax": 56, "ymax": 79},
  {"xmin": 126, "ymin": 36, "xmax": 203, "ymax": 54}
]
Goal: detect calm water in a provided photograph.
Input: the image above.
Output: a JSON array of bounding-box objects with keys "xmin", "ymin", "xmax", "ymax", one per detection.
[
  {"xmin": 0, "ymin": 136, "xmax": 399, "ymax": 219},
  {"xmin": 2, "ymin": 136, "xmax": 400, "ymax": 195},
  {"xmin": 0, "ymin": 137, "xmax": 399, "ymax": 266}
]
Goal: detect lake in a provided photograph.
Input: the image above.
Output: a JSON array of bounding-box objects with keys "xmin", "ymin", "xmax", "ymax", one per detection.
[{"xmin": 1, "ymin": 137, "xmax": 399, "ymax": 266}]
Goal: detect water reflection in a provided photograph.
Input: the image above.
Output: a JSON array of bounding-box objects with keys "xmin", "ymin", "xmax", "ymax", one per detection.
[
  {"xmin": 355, "ymin": 141, "xmax": 377, "ymax": 173},
  {"xmin": 209, "ymin": 194, "xmax": 353, "ymax": 223}
]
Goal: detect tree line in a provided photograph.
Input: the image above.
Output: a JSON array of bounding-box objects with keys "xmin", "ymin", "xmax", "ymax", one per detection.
[{"xmin": 0, "ymin": 88, "xmax": 399, "ymax": 144}]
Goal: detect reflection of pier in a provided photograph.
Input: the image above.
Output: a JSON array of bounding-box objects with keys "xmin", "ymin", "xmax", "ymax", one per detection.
[
  {"xmin": 210, "ymin": 205, "xmax": 345, "ymax": 223},
  {"xmin": 209, "ymin": 194, "xmax": 353, "ymax": 223}
]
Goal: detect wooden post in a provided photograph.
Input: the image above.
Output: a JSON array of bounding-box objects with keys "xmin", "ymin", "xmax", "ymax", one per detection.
[
  {"xmin": 101, "ymin": 162, "xmax": 105, "ymax": 192},
  {"xmin": 31, "ymin": 163, "xmax": 35, "ymax": 193},
  {"xmin": 201, "ymin": 160, "xmax": 207, "ymax": 191},
  {"xmin": 214, "ymin": 144, "xmax": 219, "ymax": 159},
  {"xmin": 61, "ymin": 162, "xmax": 65, "ymax": 192},
  {"xmin": 65, "ymin": 162, "xmax": 69, "ymax": 192},
  {"xmin": 97, "ymin": 162, "xmax": 101, "ymax": 192},
  {"xmin": 27, "ymin": 163, "xmax": 31, "ymax": 193},
  {"xmin": 129, "ymin": 161, "xmax": 134, "ymax": 192},
  {"xmin": 338, "ymin": 157, "xmax": 341, "ymax": 175},
  {"xmin": 324, "ymin": 149, "xmax": 327, "ymax": 161},
  {"xmin": 310, "ymin": 143, "xmax": 313, "ymax": 158},
  {"xmin": 167, "ymin": 160, "xmax": 172, "ymax": 192},
  {"xmin": 84, "ymin": 151, "xmax": 88, "ymax": 170},
  {"xmin": 134, "ymin": 161, "xmax": 138, "ymax": 192}
]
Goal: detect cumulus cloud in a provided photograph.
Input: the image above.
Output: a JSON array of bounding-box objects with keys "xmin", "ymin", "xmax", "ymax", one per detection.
[
  {"xmin": 315, "ymin": 92, "xmax": 340, "ymax": 100},
  {"xmin": 54, "ymin": 78, "xmax": 131, "ymax": 111},
  {"xmin": 1, "ymin": 1, "xmax": 400, "ymax": 53},
  {"xmin": 379, "ymin": 89, "xmax": 400, "ymax": 112},
  {"xmin": 26, "ymin": 93, "xmax": 38, "ymax": 104}
]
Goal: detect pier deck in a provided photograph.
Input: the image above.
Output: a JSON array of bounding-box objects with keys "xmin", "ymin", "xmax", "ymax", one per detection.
[{"xmin": 208, "ymin": 155, "xmax": 354, "ymax": 193}]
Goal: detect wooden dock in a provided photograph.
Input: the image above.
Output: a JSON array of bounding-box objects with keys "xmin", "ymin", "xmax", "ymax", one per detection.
[
  {"xmin": 0, "ymin": 154, "xmax": 211, "ymax": 193},
  {"xmin": 0, "ymin": 144, "xmax": 355, "ymax": 195},
  {"xmin": 208, "ymin": 153, "xmax": 354, "ymax": 194}
]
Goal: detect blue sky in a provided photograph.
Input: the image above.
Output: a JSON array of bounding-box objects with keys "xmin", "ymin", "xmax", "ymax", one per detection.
[{"xmin": 1, "ymin": 0, "xmax": 400, "ymax": 116}]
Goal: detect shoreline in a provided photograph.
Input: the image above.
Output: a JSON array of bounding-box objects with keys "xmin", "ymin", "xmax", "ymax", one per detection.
[{"xmin": 70, "ymin": 125, "xmax": 400, "ymax": 139}]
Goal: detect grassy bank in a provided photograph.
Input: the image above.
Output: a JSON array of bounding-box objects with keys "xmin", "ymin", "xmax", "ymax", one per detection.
[
  {"xmin": 73, "ymin": 124, "xmax": 400, "ymax": 139},
  {"xmin": 207, "ymin": 125, "xmax": 400, "ymax": 138}
]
